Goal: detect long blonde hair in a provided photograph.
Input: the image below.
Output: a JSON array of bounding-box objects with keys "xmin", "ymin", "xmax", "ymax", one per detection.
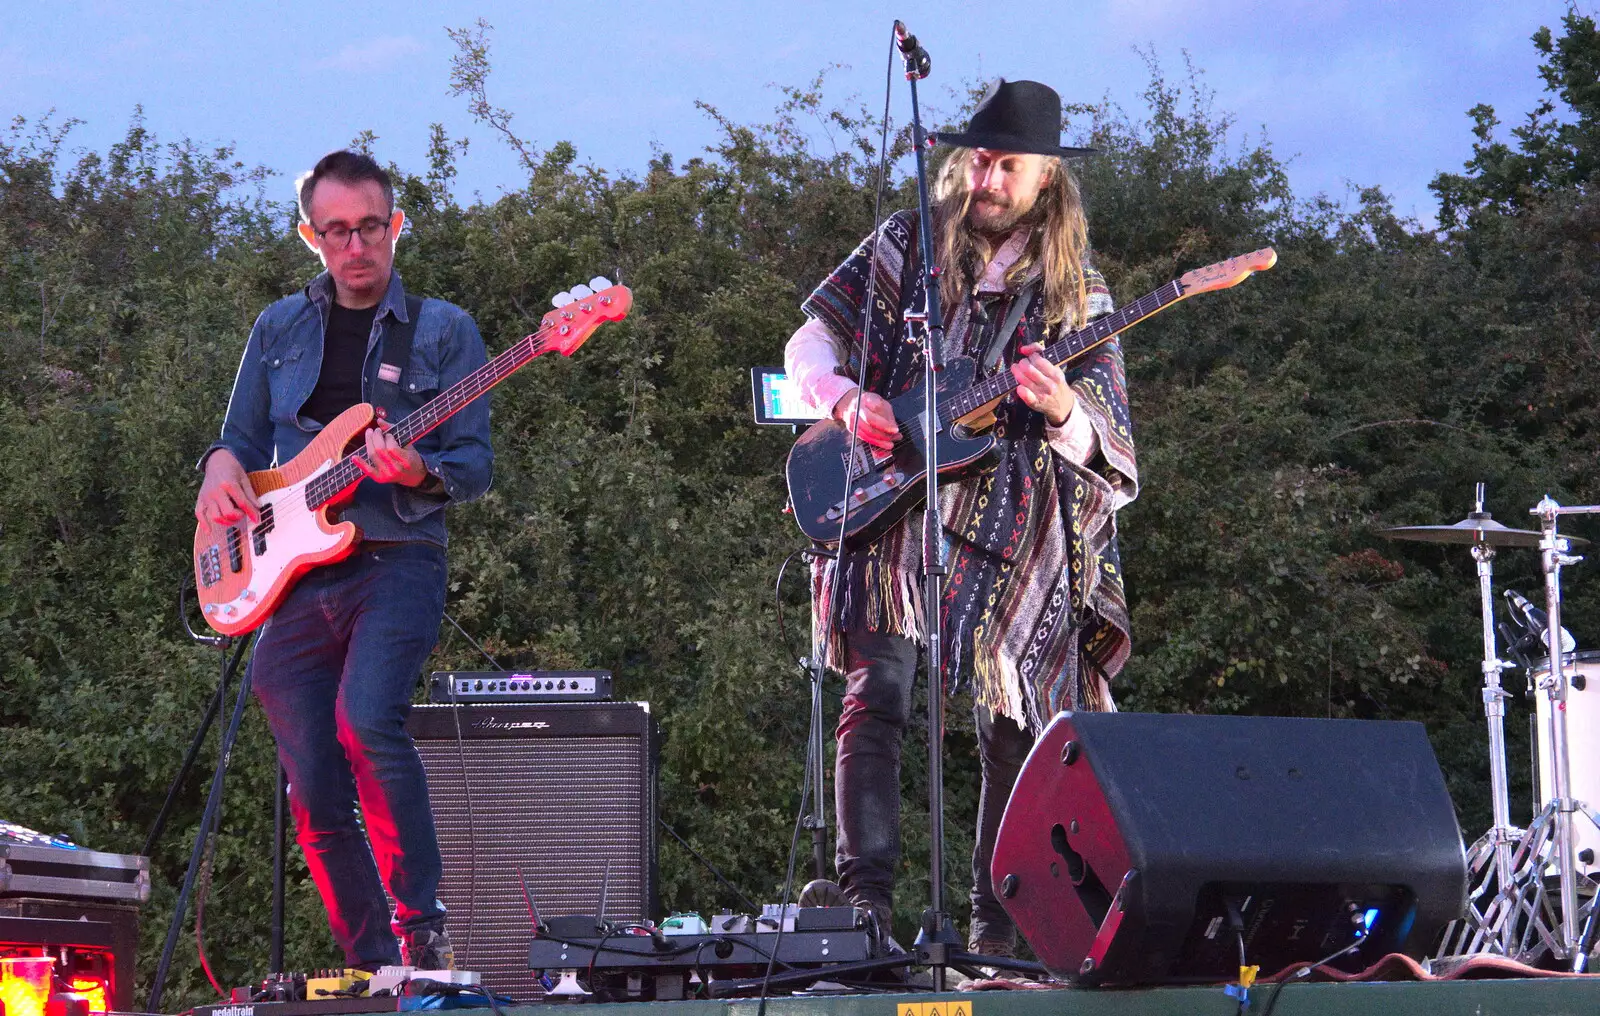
[{"xmin": 932, "ymin": 148, "xmax": 1090, "ymax": 330}]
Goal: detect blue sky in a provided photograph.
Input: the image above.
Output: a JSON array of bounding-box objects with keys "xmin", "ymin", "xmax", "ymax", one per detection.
[{"xmin": 2, "ymin": 1, "xmax": 1586, "ymax": 225}]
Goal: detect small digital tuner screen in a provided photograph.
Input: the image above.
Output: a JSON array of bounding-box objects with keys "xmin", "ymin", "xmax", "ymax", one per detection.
[{"xmin": 751, "ymin": 367, "xmax": 825, "ymax": 425}]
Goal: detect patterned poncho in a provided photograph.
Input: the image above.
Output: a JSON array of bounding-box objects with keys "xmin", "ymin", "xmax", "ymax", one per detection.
[{"xmin": 803, "ymin": 210, "xmax": 1139, "ymax": 733}]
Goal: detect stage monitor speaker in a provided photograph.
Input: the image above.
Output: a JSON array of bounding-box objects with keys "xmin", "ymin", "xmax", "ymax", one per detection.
[
  {"xmin": 408, "ymin": 701, "xmax": 657, "ymax": 1000},
  {"xmin": 992, "ymin": 711, "xmax": 1466, "ymax": 985}
]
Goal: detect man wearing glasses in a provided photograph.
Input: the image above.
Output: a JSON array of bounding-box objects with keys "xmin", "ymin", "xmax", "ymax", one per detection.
[{"xmin": 194, "ymin": 150, "xmax": 493, "ymax": 971}]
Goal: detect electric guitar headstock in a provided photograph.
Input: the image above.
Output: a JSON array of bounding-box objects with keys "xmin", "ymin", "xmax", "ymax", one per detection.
[
  {"xmin": 1178, "ymin": 247, "xmax": 1278, "ymax": 296},
  {"xmin": 539, "ymin": 277, "xmax": 633, "ymax": 356}
]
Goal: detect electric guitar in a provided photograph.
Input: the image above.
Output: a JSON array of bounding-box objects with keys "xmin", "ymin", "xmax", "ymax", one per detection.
[
  {"xmin": 785, "ymin": 248, "xmax": 1277, "ymax": 546},
  {"xmin": 193, "ymin": 278, "xmax": 633, "ymax": 635}
]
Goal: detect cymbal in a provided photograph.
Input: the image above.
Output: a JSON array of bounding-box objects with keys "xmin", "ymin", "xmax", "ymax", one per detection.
[{"xmin": 1379, "ymin": 515, "xmax": 1589, "ymax": 549}]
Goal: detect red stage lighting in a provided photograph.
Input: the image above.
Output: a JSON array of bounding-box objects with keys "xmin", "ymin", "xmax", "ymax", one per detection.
[
  {"xmin": 67, "ymin": 976, "xmax": 109, "ymax": 1014},
  {"xmin": 1, "ymin": 955, "xmax": 55, "ymax": 1016}
]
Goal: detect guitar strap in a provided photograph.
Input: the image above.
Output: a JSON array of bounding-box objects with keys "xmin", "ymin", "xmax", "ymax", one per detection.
[
  {"xmin": 373, "ymin": 294, "xmax": 426, "ymax": 416},
  {"xmin": 979, "ymin": 280, "xmax": 1039, "ymax": 375}
]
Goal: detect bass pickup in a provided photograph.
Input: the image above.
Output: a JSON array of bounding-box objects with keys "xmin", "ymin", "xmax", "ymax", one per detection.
[{"xmin": 428, "ymin": 670, "xmax": 613, "ymax": 703}]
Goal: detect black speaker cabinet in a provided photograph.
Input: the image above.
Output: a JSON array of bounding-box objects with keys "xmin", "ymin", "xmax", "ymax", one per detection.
[
  {"xmin": 407, "ymin": 701, "xmax": 657, "ymax": 1000},
  {"xmin": 992, "ymin": 712, "xmax": 1467, "ymax": 985}
]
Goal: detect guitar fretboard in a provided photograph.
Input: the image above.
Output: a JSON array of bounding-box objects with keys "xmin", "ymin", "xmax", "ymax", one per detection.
[
  {"xmin": 303, "ymin": 329, "xmax": 553, "ymax": 509},
  {"xmin": 943, "ymin": 279, "xmax": 1184, "ymax": 422}
]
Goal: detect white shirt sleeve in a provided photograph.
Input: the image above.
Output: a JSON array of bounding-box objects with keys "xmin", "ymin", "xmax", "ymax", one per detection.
[
  {"xmin": 1045, "ymin": 397, "xmax": 1100, "ymax": 465},
  {"xmin": 784, "ymin": 317, "xmax": 859, "ymax": 417}
]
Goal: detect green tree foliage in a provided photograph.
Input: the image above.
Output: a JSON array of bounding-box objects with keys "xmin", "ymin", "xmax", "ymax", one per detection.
[
  {"xmin": 1432, "ymin": 9, "xmax": 1600, "ymax": 227},
  {"xmin": 5, "ymin": 13, "xmax": 1600, "ymax": 1005}
]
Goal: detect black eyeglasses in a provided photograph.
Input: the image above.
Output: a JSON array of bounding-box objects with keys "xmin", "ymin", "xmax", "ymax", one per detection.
[{"xmin": 314, "ymin": 219, "xmax": 392, "ymax": 249}]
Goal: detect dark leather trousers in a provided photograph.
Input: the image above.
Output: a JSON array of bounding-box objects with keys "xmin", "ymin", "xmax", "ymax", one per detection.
[
  {"xmin": 834, "ymin": 632, "xmax": 918, "ymax": 918},
  {"xmin": 969, "ymin": 703, "xmax": 1032, "ymax": 946},
  {"xmin": 834, "ymin": 632, "xmax": 1033, "ymax": 945}
]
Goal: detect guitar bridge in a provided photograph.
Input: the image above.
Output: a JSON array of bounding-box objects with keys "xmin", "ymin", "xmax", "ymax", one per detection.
[
  {"xmin": 198, "ymin": 546, "xmax": 222, "ymax": 588},
  {"xmin": 820, "ymin": 469, "xmax": 909, "ymax": 523}
]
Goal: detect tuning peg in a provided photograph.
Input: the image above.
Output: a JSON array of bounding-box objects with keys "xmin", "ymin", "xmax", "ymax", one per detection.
[
  {"xmin": 551, "ymin": 291, "xmax": 575, "ymax": 308},
  {"xmin": 589, "ymin": 276, "xmax": 613, "ymax": 291},
  {"xmin": 569, "ymin": 284, "xmax": 594, "ymax": 300}
]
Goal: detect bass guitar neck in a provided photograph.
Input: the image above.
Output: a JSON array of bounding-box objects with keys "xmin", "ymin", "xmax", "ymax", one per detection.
[{"xmin": 193, "ymin": 279, "xmax": 633, "ymax": 635}]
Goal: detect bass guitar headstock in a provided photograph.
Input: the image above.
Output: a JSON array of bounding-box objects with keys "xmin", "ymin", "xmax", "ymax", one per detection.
[
  {"xmin": 1178, "ymin": 247, "xmax": 1278, "ymax": 296},
  {"xmin": 540, "ymin": 277, "xmax": 633, "ymax": 356}
]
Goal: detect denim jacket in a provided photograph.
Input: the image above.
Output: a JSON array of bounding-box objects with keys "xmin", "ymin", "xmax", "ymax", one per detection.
[{"xmin": 204, "ymin": 270, "xmax": 494, "ymax": 547}]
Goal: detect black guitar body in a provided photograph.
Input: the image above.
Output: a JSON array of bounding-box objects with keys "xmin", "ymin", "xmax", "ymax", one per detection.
[
  {"xmin": 785, "ymin": 248, "xmax": 1279, "ymax": 547},
  {"xmin": 786, "ymin": 356, "xmax": 996, "ymax": 546}
]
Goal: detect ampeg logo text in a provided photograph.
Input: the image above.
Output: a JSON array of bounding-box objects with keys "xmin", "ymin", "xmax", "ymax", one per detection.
[{"xmin": 472, "ymin": 716, "xmax": 552, "ymax": 731}]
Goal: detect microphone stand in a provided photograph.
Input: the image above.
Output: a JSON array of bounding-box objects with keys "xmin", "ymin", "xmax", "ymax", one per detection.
[
  {"xmin": 148, "ymin": 582, "xmax": 260, "ymax": 1011},
  {"xmin": 726, "ymin": 24, "xmax": 1054, "ymax": 997},
  {"xmin": 892, "ymin": 23, "xmax": 965, "ymax": 992}
]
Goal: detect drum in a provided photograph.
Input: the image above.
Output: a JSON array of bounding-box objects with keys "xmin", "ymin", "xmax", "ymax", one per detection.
[{"xmin": 1530, "ymin": 650, "xmax": 1600, "ymax": 875}]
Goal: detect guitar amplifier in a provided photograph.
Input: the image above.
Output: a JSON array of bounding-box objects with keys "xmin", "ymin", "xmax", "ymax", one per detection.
[
  {"xmin": 427, "ymin": 670, "xmax": 613, "ymax": 703},
  {"xmin": 407, "ymin": 702, "xmax": 657, "ymax": 1001}
]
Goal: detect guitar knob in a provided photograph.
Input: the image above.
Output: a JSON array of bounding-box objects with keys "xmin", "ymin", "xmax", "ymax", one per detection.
[{"xmin": 589, "ymin": 276, "xmax": 613, "ymax": 290}]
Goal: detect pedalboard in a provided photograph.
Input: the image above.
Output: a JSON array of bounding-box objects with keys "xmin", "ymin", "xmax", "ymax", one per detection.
[
  {"xmin": 527, "ymin": 908, "xmax": 876, "ymax": 1002},
  {"xmin": 428, "ymin": 670, "xmax": 613, "ymax": 704}
]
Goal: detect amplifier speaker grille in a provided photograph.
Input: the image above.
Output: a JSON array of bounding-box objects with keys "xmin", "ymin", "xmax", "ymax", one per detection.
[{"xmin": 408, "ymin": 702, "xmax": 657, "ymax": 1001}]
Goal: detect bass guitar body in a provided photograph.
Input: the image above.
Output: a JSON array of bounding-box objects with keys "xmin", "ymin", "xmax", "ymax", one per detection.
[
  {"xmin": 786, "ymin": 356, "xmax": 994, "ymax": 547},
  {"xmin": 190, "ymin": 277, "xmax": 633, "ymax": 636},
  {"xmin": 192, "ymin": 403, "xmax": 376, "ymax": 636}
]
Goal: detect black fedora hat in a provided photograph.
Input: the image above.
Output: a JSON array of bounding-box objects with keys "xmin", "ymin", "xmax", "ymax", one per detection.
[{"xmin": 934, "ymin": 79, "xmax": 1097, "ymax": 158}]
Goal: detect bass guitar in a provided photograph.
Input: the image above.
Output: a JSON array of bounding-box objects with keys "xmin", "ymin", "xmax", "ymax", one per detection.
[
  {"xmin": 786, "ymin": 249, "xmax": 1276, "ymax": 546},
  {"xmin": 193, "ymin": 278, "xmax": 632, "ymax": 635}
]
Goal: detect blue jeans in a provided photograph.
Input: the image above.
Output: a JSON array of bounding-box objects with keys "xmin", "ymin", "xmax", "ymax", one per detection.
[{"xmin": 250, "ymin": 541, "xmax": 448, "ymax": 967}]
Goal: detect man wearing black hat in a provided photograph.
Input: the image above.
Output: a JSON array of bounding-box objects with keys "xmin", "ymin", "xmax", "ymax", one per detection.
[{"xmin": 786, "ymin": 80, "xmax": 1138, "ymax": 966}]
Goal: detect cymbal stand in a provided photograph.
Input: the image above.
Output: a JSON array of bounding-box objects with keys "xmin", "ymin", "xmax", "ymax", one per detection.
[
  {"xmin": 1528, "ymin": 496, "xmax": 1600, "ymax": 970},
  {"xmin": 1445, "ymin": 485, "xmax": 1524, "ymax": 956}
]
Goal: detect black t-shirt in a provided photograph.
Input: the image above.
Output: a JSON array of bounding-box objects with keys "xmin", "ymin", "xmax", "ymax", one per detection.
[{"xmin": 301, "ymin": 303, "xmax": 377, "ymax": 426}]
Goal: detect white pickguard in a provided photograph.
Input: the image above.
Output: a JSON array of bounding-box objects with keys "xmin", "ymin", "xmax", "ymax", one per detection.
[{"xmin": 209, "ymin": 460, "xmax": 347, "ymax": 624}]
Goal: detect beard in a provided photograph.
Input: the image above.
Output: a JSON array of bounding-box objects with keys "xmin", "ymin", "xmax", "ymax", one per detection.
[{"xmin": 967, "ymin": 190, "xmax": 1036, "ymax": 235}]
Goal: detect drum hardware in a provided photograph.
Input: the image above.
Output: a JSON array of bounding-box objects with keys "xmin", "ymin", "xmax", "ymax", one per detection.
[
  {"xmin": 1383, "ymin": 486, "xmax": 1535, "ymax": 959},
  {"xmin": 1376, "ymin": 512, "xmax": 1587, "ymax": 550},
  {"xmin": 1383, "ymin": 486, "xmax": 1600, "ymax": 968},
  {"xmin": 1523, "ymin": 495, "xmax": 1600, "ymax": 970}
]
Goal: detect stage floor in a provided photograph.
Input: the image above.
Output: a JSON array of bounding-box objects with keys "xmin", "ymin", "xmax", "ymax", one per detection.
[{"xmin": 417, "ymin": 976, "xmax": 1600, "ymax": 1016}]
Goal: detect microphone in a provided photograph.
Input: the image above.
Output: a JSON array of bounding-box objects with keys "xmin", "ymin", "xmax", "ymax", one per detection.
[
  {"xmin": 892, "ymin": 20, "xmax": 931, "ymax": 79},
  {"xmin": 1505, "ymin": 589, "xmax": 1576, "ymax": 654},
  {"xmin": 892, "ymin": 20, "xmax": 916, "ymax": 54}
]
